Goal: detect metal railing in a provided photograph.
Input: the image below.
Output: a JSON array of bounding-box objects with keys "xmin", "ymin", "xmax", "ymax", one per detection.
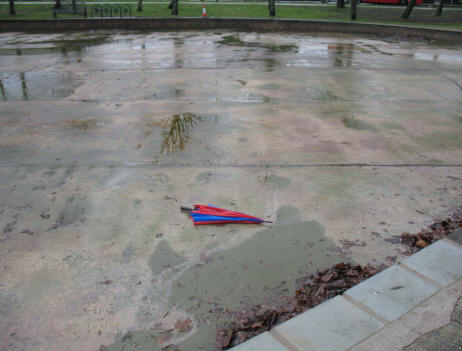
[{"xmin": 90, "ymin": 4, "xmax": 132, "ymax": 18}]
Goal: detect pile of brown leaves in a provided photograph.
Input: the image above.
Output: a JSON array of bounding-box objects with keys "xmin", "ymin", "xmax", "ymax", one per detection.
[
  {"xmin": 294, "ymin": 262, "xmax": 383, "ymax": 308},
  {"xmin": 400, "ymin": 211, "xmax": 462, "ymax": 253},
  {"xmin": 215, "ymin": 263, "xmax": 384, "ymax": 350}
]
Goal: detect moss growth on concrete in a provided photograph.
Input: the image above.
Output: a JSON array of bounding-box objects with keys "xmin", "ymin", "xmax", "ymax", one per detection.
[
  {"xmin": 217, "ymin": 34, "xmax": 298, "ymax": 53},
  {"xmin": 307, "ymin": 87, "xmax": 341, "ymax": 102},
  {"xmin": 68, "ymin": 119, "xmax": 97, "ymax": 130},
  {"xmin": 343, "ymin": 117, "xmax": 378, "ymax": 131}
]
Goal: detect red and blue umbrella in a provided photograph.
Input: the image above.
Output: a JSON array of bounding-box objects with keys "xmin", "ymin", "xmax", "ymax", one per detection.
[{"xmin": 181, "ymin": 205, "xmax": 272, "ymax": 225}]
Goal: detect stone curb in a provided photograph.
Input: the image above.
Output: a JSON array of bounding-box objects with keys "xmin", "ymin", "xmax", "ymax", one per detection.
[
  {"xmin": 231, "ymin": 229, "xmax": 462, "ymax": 351},
  {"xmin": 0, "ymin": 18, "xmax": 461, "ymax": 42}
]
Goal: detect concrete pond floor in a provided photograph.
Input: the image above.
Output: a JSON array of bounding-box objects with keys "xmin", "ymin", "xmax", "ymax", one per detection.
[{"xmin": 0, "ymin": 29, "xmax": 461, "ymax": 351}]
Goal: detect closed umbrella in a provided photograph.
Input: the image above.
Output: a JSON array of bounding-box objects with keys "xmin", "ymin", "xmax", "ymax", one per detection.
[{"xmin": 181, "ymin": 205, "xmax": 272, "ymax": 225}]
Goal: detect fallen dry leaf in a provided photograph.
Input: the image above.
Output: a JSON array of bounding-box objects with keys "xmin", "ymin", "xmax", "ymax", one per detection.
[{"xmin": 174, "ymin": 318, "xmax": 193, "ymax": 333}]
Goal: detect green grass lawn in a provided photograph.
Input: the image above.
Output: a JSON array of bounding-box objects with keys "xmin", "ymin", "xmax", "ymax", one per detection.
[{"xmin": 1, "ymin": 2, "xmax": 462, "ymax": 29}]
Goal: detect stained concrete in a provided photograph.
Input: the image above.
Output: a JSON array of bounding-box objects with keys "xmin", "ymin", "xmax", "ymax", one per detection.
[{"xmin": 0, "ymin": 30, "xmax": 462, "ymax": 351}]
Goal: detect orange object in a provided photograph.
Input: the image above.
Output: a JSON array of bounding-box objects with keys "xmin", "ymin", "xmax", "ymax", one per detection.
[{"xmin": 202, "ymin": 4, "xmax": 207, "ymax": 17}]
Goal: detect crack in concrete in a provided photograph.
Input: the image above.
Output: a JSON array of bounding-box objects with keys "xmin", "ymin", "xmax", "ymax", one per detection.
[
  {"xmin": 1, "ymin": 67, "xmax": 462, "ymax": 74},
  {"xmin": 1, "ymin": 97, "xmax": 460, "ymax": 103},
  {"xmin": 1, "ymin": 162, "xmax": 462, "ymax": 169},
  {"xmin": 439, "ymin": 73, "xmax": 462, "ymax": 93}
]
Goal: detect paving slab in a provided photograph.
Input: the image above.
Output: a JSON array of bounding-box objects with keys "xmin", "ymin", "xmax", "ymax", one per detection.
[
  {"xmin": 448, "ymin": 228, "xmax": 462, "ymax": 246},
  {"xmin": 274, "ymin": 296, "xmax": 384, "ymax": 351},
  {"xmin": 345, "ymin": 265, "xmax": 439, "ymax": 322},
  {"xmin": 229, "ymin": 332, "xmax": 289, "ymax": 351},
  {"xmin": 402, "ymin": 239, "xmax": 462, "ymax": 287},
  {"xmin": 349, "ymin": 277, "xmax": 462, "ymax": 351}
]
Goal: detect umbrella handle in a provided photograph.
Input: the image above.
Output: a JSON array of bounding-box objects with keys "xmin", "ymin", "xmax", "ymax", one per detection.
[{"xmin": 180, "ymin": 206, "xmax": 193, "ymax": 212}]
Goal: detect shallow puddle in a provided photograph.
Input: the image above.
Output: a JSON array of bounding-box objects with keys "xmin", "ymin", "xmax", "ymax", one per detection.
[
  {"xmin": 216, "ymin": 34, "xmax": 298, "ymax": 53},
  {"xmin": 0, "ymin": 71, "xmax": 82, "ymax": 101},
  {"xmin": 105, "ymin": 206, "xmax": 347, "ymax": 351},
  {"xmin": 156, "ymin": 113, "xmax": 202, "ymax": 156},
  {"xmin": 0, "ymin": 35, "xmax": 112, "ymax": 56}
]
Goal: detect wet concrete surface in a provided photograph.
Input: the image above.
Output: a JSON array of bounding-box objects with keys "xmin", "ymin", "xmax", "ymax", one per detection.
[{"xmin": 0, "ymin": 30, "xmax": 461, "ymax": 351}]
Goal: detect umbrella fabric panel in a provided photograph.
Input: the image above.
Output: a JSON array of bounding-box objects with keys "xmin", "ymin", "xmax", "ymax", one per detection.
[
  {"xmin": 193, "ymin": 221, "xmax": 261, "ymax": 225},
  {"xmin": 192, "ymin": 205, "xmax": 263, "ymax": 220},
  {"xmin": 189, "ymin": 214, "xmax": 263, "ymax": 223},
  {"xmin": 184, "ymin": 204, "xmax": 266, "ymax": 225}
]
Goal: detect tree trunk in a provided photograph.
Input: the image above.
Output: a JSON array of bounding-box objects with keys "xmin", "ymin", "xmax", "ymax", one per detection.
[
  {"xmin": 401, "ymin": 0, "xmax": 416, "ymax": 19},
  {"xmin": 72, "ymin": 0, "xmax": 76, "ymax": 11},
  {"xmin": 20, "ymin": 72, "xmax": 28, "ymax": 101},
  {"xmin": 268, "ymin": 0, "xmax": 275, "ymax": 16},
  {"xmin": 435, "ymin": 0, "xmax": 444, "ymax": 16},
  {"xmin": 171, "ymin": 0, "xmax": 178, "ymax": 15},
  {"xmin": 351, "ymin": 0, "xmax": 357, "ymax": 20},
  {"xmin": 337, "ymin": 0, "xmax": 345, "ymax": 8},
  {"xmin": 54, "ymin": 0, "xmax": 61, "ymax": 9},
  {"xmin": 9, "ymin": 0, "xmax": 16, "ymax": 15},
  {"xmin": 0, "ymin": 78, "xmax": 6, "ymax": 100},
  {"xmin": 137, "ymin": 0, "xmax": 142, "ymax": 12}
]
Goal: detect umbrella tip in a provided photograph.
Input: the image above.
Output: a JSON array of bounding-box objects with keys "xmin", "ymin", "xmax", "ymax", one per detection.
[{"xmin": 180, "ymin": 206, "xmax": 193, "ymax": 212}]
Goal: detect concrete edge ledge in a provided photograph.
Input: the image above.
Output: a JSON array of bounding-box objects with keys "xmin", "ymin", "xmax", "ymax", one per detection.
[
  {"xmin": 231, "ymin": 237, "xmax": 462, "ymax": 350},
  {"xmin": 0, "ymin": 18, "xmax": 462, "ymax": 42}
]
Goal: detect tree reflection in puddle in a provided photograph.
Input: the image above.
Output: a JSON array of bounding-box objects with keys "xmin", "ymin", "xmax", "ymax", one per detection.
[{"xmin": 159, "ymin": 113, "xmax": 202, "ymax": 156}]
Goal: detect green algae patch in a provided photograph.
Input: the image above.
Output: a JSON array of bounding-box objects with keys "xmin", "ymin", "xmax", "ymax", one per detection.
[
  {"xmin": 216, "ymin": 34, "xmax": 298, "ymax": 53},
  {"xmin": 258, "ymin": 174, "xmax": 291, "ymax": 188},
  {"xmin": 381, "ymin": 121, "xmax": 405, "ymax": 130},
  {"xmin": 217, "ymin": 34, "xmax": 246, "ymax": 47},
  {"xmin": 266, "ymin": 44, "xmax": 298, "ymax": 53},
  {"xmin": 414, "ymin": 131, "xmax": 462, "ymax": 149},
  {"xmin": 343, "ymin": 117, "xmax": 378, "ymax": 131},
  {"xmin": 148, "ymin": 240, "xmax": 185, "ymax": 277},
  {"xmin": 67, "ymin": 119, "xmax": 97, "ymax": 130},
  {"xmin": 263, "ymin": 57, "xmax": 277, "ymax": 72},
  {"xmin": 307, "ymin": 87, "xmax": 341, "ymax": 102}
]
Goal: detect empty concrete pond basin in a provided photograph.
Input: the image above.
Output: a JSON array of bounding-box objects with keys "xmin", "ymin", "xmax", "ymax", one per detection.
[{"xmin": 0, "ymin": 30, "xmax": 462, "ymax": 351}]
